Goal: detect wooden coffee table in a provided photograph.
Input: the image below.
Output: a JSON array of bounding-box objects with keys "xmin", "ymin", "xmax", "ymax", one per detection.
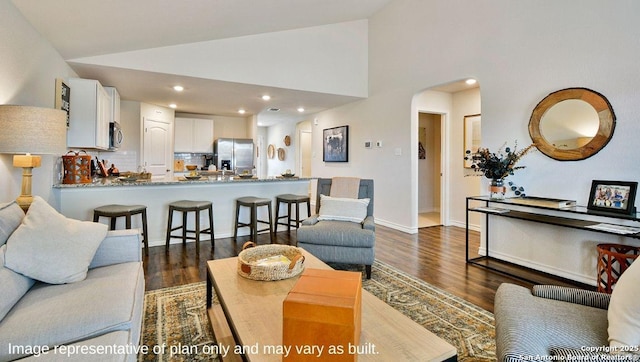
[{"xmin": 206, "ymin": 250, "xmax": 457, "ymax": 361}]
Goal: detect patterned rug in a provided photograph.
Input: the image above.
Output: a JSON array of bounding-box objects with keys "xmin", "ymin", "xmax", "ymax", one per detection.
[{"xmin": 138, "ymin": 260, "xmax": 495, "ymax": 361}]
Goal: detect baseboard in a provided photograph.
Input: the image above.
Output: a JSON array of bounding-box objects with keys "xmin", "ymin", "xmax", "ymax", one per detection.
[
  {"xmin": 475, "ymin": 248, "xmax": 596, "ymax": 286},
  {"xmin": 449, "ymin": 220, "xmax": 480, "ymax": 231},
  {"xmin": 375, "ymin": 218, "xmax": 417, "ymax": 234}
]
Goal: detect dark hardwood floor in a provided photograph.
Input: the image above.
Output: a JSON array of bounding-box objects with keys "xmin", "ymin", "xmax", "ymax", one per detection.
[{"xmin": 143, "ymin": 224, "xmax": 586, "ymax": 313}]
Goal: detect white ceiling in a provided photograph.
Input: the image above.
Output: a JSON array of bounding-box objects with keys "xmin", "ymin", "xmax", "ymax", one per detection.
[{"xmin": 12, "ymin": 0, "xmax": 393, "ymax": 125}]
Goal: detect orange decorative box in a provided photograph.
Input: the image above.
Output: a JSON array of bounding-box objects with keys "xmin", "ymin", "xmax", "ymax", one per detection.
[{"xmin": 283, "ymin": 268, "xmax": 362, "ymax": 361}]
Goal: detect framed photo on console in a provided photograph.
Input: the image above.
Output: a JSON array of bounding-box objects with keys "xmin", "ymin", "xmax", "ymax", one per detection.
[{"xmin": 587, "ymin": 180, "xmax": 638, "ymax": 215}]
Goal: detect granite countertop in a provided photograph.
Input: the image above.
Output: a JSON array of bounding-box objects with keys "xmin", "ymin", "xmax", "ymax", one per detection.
[{"xmin": 53, "ymin": 175, "xmax": 311, "ymax": 188}]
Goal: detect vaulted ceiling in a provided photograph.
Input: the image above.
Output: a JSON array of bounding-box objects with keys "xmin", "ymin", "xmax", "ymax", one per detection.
[{"xmin": 12, "ymin": 0, "xmax": 393, "ymax": 125}]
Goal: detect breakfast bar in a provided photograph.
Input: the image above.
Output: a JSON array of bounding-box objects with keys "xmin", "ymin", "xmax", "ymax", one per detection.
[{"xmin": 52, "ymin": 177, "xmax": 312, "ymax": 247}]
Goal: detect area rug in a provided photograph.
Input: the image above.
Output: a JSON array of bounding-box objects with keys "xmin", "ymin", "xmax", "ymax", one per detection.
[{"xmin": 138, "ymin": 260, "xmax": 495, "ymax": 361}]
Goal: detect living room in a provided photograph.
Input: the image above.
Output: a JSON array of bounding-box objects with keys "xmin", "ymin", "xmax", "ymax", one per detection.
[{"xmin": 2, "ymin": 1, "xmax": 640, "ymax": 361}]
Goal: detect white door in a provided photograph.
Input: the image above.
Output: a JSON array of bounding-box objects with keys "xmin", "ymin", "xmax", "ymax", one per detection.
[{"xmin": 143, "ymin": 117, "xmax": 172, "ymax": 179}]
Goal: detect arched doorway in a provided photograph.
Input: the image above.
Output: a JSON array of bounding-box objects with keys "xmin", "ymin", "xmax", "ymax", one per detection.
[{"xmin": 413, "ymin": 79, "xmax": 481, "ymax": 229}]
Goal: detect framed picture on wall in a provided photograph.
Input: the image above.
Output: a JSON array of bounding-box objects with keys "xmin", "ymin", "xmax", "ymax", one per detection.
[
  {"xmin": 463, "ymin": 114, "xmax": 481, "ymax": 168},
  {"xmin": 587, "ymin": 180, "xmax": 638, "ymax": 215},
  {"xmin": 55, "ymin": 78, "xmax": 71, "ymax": 128},
  {"xmin": 323, "ymin": 125, "xmax": 349, "ymax": 162}
]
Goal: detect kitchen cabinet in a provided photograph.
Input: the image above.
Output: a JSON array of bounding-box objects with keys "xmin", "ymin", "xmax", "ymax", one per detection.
[
  {"xmin": 174, "ymin": 117, "xmax": 213, "ymax": 153},
  {"xmin": 66, "ymin": 78, "xmax": 110, "ymax": 150},
  {"xmin": 104, "ymin": 86, "xmax": 121, "ymax": 124}
]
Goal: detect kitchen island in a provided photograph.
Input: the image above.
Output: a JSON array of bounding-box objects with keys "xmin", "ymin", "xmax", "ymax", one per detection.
[{"xmin": 52, "ymin": 176, "xmax": 312, "ymax": 247}]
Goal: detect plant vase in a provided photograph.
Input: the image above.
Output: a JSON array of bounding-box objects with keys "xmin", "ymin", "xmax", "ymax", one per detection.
[{"xmin": 489, "ymin": 179, "xmax": 506, "ymax": 199}]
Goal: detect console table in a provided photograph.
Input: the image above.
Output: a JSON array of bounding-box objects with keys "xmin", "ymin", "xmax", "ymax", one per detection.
[{"xmin": 465, "ymin": 196, "xmax": 640, "ymax": 284}]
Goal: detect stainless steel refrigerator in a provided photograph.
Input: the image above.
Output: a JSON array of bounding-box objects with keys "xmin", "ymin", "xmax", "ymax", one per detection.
[{"xmin": 213, "ymin": 138, "xmax": 254, "ymax": 173}]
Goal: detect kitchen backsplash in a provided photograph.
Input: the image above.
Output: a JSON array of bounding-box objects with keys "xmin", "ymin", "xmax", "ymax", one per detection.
[{"xmin": 174, "ymin": 152, "xmax": 212, "ymax": 170}]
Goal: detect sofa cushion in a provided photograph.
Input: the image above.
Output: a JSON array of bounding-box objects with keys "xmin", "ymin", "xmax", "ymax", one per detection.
[
  {"xmin": 4, "ymin": 196, "xmax": 108, "ymax": 284},
  {"xmin": 297, "ymin": 220, "xmax": 375, "ymax": 248},
  {"xmin": 0, "ymin": 245, "xmax": 35, "ymax": 323},
  {"xmin": 608, "ymin": 258, "xmax": 640, "ymax": 348},
  {"xmin": 0, "ymin": 201, "xmax": 24, "ymax": 246},
  {"xmin": 317, "ymin": 195, "xmax": 370, "ymax": 223},
  {"xmin": 0, "ymin": 262, "xmax": 144, "ymax": 361},
  {"xmin": 495, "ymin": 283, "xmax": 608, "ymax": 361}
]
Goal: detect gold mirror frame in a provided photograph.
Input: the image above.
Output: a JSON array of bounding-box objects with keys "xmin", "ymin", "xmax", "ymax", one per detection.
[{"xmin": 529, "ymin": 87, "xmax": 615, "ymax": 161}]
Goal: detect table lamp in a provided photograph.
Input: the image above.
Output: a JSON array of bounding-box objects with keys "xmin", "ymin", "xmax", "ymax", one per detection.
[{"xmin": 0, "ymin": 105, "xmax": 67, "ymax": 211}]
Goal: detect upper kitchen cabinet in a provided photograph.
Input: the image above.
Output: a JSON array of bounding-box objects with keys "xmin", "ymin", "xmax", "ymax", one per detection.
[
  {"xmin": 174, "ymin": 117, "xmax": 214, "ymax": 153},
  {"xmin": 66, "ymin": 78, "xmax": 111, "ymax": 150},
  {"xmin": 103, "ymin": 86, "xmax": 121, "ymax": 125}
]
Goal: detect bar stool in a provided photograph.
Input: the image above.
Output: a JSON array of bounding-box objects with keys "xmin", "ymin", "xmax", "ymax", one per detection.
[
  {"xmin": 275, "ymin": 194, "xmax": 311, "ymax": 231},
  {"xmin": 93, "ymin": 204, "xmax": 149, "ymax": 255},
  {"xmin": 234, "ymin": 197, "xmax": 274, "ymax": 243},
  {"xmin": 165, "ymin": 200, "xmax": 215, "ymax": 250}
]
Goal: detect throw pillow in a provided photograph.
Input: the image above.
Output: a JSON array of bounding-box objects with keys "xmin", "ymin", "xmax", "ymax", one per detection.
[
  {"xmin": 317, "ymin": 194, "xmax": 370, "ymax": 223},
  {"xmin": 0, "ymin": 201, "xmax": 24, "ymax": 246},
  {"xmin": 608, "ymin": 257, "xmax": 640, "ymax": 347},
  {"xmin": 4, "ymin": 196, "xmax": 108, "ymax": 284},
  {"xmin": 0, "ymin": 245, "xmax": 35, "ymax": 322}
]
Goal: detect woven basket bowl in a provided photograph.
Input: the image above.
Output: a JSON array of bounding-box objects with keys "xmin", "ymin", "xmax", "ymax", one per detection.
[{"xmin": 237, "ymin": 242, "xmax": 305, "ymax": 281}]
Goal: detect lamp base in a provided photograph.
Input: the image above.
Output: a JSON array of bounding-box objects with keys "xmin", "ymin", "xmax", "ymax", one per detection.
[
  {"xmin": 16, "ymin": 195, "xmax": 34, "ymax": 213},
  {"xmin": 13, "ymin": 154, "xmax": 42, "ymax": 212}
]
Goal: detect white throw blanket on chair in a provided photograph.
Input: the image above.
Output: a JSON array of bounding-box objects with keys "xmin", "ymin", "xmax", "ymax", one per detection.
[{"xmin": 330, "ymin": 177, "xmax": 361, "ymax": 198}]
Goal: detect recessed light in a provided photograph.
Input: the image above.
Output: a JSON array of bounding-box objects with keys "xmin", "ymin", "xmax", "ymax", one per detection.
[
  {"xmin": 238, "ymin": 109, "xmax": 246, "ymax": 114},
  {"xmin": 297, "ymin": 107, "xmax": 305, "ymax": 113},
  {"xmin": 465, "ymin": 78, "xmax": 477, "ymax": 85},
  {"xmin": 173, "ymin": 85, "xmax": 184, "ymax": 92},
  {"xmin": 169, "ymin": 103, "xmax": 177, "ymax": 109},
  {"xmin": 262, "ymin": 95, "xmax": 271, "ymax": 101}
]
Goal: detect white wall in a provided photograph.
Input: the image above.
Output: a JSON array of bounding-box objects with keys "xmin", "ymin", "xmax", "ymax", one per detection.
[
  {"xmin": 266, "ymin": 122, "xmax": 297, "ymax": 177},
  {"xmin": 311, "ymin": 0, "xmax": 640, "ymax": 283},
  {"xmin": 0, "ymin": 1, "xmax": 77, "ymax": 205},
  {"xmin": 213, "ymin": 115, "xmax": 250, "ymax": 139},
  {"xmin": 450, "ymin": 88, "xmax": 482, "ymax": 228}
]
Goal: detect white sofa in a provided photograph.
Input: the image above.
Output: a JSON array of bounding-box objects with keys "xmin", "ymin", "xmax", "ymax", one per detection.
[{"xmin": 0, "ymin": 200, "xmax": 145, "ymax": 362}]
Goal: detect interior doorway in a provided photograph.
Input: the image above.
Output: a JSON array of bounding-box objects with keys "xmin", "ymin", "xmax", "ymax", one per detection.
[
  {"xmin": 299, "ymin": 130, "xmax": 312, "ymax": 177},
  {"xmin": 417, "ymin": 112, "xmax": 443, "ymax": 228}
]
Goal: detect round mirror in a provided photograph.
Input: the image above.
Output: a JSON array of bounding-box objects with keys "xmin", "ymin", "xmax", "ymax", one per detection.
[{"xmin": 529, "ymin": 88, "xmax": 615, "ymax": 161}]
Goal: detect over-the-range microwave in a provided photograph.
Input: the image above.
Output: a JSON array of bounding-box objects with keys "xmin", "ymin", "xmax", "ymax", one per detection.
[{"xmin": 109, "ymin": 122, "xmax": 123, "ymax": 150}]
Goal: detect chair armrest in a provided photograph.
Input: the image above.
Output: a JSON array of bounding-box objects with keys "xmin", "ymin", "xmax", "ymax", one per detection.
[
  {"xmin": 301, "ymin": 215, "xmax": 319, "ymax": 226},
  {"xmin": 532, "ymin": 285, "xmax": 610, "ymax": 309},
  {"xmin": 89, "ymin": 229, "xmax": 142, "ymax": 269},
  {"xmin": 362, "ymin": 216, "xmax": 375, "ymax": 231}
]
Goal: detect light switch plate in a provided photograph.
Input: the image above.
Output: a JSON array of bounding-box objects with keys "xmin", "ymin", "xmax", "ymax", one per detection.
[{"xmin": 376, "ymin": 141, "xmax": 383, "ymax": 148}]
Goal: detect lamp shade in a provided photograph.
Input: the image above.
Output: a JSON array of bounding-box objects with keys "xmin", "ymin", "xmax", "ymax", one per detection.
[{"xmin": 0, "ymin": 105, "xmax": 67, "ymax": 155}]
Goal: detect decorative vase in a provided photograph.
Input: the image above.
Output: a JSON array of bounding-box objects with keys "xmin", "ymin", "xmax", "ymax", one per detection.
[{"xmin": 489, "ymin": 179, "xmax": 506, "ymax": 199}]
